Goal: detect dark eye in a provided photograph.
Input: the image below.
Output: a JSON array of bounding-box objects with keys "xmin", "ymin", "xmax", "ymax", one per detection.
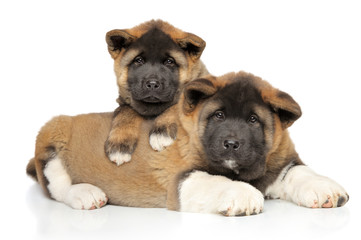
[
  {"xmin": 248, "ymin": 114, "xmax": 258, "ymax": 124},
  {"xmin": 134, "ymin": 56, "xmax": 145, "ymax": 65},
  {"xmin": 213, "ymin": 111, "xmax": 225, "ymax": 121},
  {"xmin": 164, "ymin": 57, "xmax": 175, "ymax": 66}
]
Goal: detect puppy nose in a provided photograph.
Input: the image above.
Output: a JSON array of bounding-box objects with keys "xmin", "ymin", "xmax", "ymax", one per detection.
[
  {"xmin": 223, "ymin": 139, "xmax": 240, "ymax": 150},
  {"xmin": 145, "ymin": 79, "xmax": 161, "ymax": 91}
]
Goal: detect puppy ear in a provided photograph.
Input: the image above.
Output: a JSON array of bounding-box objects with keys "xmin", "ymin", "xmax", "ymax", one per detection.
[
  {"xmin": 176, "ymin": 33, "xmax": 206, "ymax": 60},
  {"xmin": 106, "ymin": 30, "xmax": 136, "ymax": 59},
  {"xmin": 262, "ymin": 89, "xmax": 302, "ymax": 128},
  {"xmin": 184, "ymin": 78, "xmax": 217, "ymax": 113}
]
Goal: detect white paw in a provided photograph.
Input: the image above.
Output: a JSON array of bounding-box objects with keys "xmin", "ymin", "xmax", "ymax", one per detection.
[
  {"xmin": 284, "ymin": 166, "xmax": 349, "ymax": 208},
  {"xmin": 109, "ymin": 151, "xmax": 131, "ymax": 166},
  {"xmin": 217, "ymin": 182, "xmax": 264, "ymax": 216},
  {"xmin": 149, "ymin": 133, "xmax": 174, "ymax": 151},
  {"xmin": 291, "ymin": 175, "xmax": 348, "ymax": 208},
  {"xmin": 64, "ymin": 184, "xmax": 108, "ymax": 210},
  {"xmin": 179, "ymin": 171, "xmax": 264, "ymax": 216}
]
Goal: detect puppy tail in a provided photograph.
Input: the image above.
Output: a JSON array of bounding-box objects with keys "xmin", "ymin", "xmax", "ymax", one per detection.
[
  {"xmin": 26, "ymin": 158, "xmax": 38, "ymax": 181},
  {"xmin": 26, "ymin": 115, "xmax": 73, "ymax": 185}
]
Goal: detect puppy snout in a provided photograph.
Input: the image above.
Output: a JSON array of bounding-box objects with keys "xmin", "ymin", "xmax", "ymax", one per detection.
[
  {"xmin": 223, "ymin": 139, "xmax": 243, "ymax": 151},
  {"xmin": 145, "ymin": 79, "xmax": 161, "ymax": 91}
]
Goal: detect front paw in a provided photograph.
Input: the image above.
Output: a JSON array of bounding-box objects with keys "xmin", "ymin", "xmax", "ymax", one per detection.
[
  {"xmin": 217, "ymin": 182, "xmax": 264, "ymax": 216},
  {"xmin": 105, "ymin": 139, "xmax": 137, "ymax": 166},
  {"xmin": 179, "ymin": 171, "xmax": 264, "ymax": 216},
  {"xmin": 290, "ymin": 170, "xmax": 349, "ymax": 208},
  {"xmin": 149, "ymin": 124, "xmax": 177, "ymax": 151}
]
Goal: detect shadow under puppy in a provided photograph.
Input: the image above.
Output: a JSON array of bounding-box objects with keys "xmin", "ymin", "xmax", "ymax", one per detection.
[
  {"xmin": 105, "ymin": 19, "xmax": 208, "ymax": 165},
  {"xmin": 26, "ymin": 71, "xmax": 348, "ymax": 216}
]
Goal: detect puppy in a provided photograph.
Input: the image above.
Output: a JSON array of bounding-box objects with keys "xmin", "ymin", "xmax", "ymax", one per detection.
[
  {"xmin": 27, "ymin": 71, "xmax": 348, "ymax": 216},
  {"xmin": 105, "ymin": 19, "xmax": 208, "ymax": 165}
]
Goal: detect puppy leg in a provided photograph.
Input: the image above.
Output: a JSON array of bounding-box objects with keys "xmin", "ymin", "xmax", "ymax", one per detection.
[
  {"xmin": 265, "ymin": 163, "xmax": 349, "ymax": 208},
  {"xmin": 105, "ymin": 105, "xmax": 143, "ymax": 165},
  {"xmin": 177, "ymin": 171, "xmax": 264, "ymax": 216},
  {"xmin": 149, "ymin": 106, "xmax": 178, "ymax": 151},
  {"xmin": 44, "ymin": 157, "xmax": 108, "ymax": 210}
]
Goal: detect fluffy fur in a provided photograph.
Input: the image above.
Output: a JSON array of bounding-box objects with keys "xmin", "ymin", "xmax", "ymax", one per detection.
[
  {"xmin": 104, "ymin": 20, "xmax": 209, "ymax": 164},
  {"xmin": 27, "ymin": 71, "xmax": 348, "ymax": 214}
]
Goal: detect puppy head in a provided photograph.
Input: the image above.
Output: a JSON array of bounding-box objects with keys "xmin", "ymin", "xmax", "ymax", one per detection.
[
  {"xmin": 181, "ymin": 72, "xmax": 301, "ymax": 181},
  {"xmin": 106, "ymin": 20, "xmax": 206, "ymax": 117}
]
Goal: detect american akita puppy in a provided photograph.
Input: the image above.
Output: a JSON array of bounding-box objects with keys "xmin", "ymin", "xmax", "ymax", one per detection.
[
  {"xmin": 27, "ymin": 72, "xmax": 348, "ymax": 215},
  {"xmin": 105, "ymin": 20, "xmax": 208, "ymax": 165}
]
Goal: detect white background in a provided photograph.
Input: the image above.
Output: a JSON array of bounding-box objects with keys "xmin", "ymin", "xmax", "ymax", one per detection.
[{"xmin": 1, "ymin": 0, "xmax": 360, "ymax": 239}]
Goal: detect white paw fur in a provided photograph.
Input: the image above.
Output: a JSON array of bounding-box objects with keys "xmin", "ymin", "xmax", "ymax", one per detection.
[
  {"xmin": 44, "ymin": 157, "xmax": 108, "ymax": 209},
  {"xmin": 109, "ymin": 152, "xmax": 131, "ymax": 166},
  {"xmin": 64, "ymin": 184, "xmax": 108, "ymax": 210},
  {"xmin": 179, "ymin": 171, "xmax": 264, "ymax": 216},
  {"xmin": 265, "ymin": 164, "xmax": 348, "ymax": 208},
  {"xmin": 149, "ymin": 133, "xmax": 174, "ymax": 151}
]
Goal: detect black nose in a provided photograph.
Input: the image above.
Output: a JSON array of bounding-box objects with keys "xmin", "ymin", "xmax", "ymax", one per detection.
[
  {"xmin": 145, "ymin": 79, "xmax": 161, "ymax": 91},
  {"xmin": 223, "ymin": 140, "xmax": 240, "ymax": 150}
]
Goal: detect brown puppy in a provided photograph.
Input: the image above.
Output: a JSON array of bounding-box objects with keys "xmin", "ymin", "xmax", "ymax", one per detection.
[
  {"xmin": 26, "ymin": 72, "xmax": 348, "ymax": 215},
  {"xmin": 105, "ymin": 20, "xmax": 208, "ymax": 165}
]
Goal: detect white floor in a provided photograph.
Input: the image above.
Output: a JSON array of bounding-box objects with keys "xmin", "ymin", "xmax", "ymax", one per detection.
[{"xmin": 4, "ymin": 174, "xmax": 358, "ymax": 240}]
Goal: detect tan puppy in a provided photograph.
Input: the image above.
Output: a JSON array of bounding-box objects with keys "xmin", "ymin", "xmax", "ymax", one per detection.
[
  {"xmin": 27, "ymin": 72, "xmax": 348, "ymax": 215},
  {"xmin": 105, "ymin": 20, "xmax": 208, "ymax": 165}
]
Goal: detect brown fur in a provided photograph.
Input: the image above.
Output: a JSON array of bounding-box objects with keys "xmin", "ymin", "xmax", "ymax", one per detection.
[
  {"xmin": 104, "ymin": 19, "xmax": 209, "ymax": 162},
  {"xmin": 105, "ymin": 105, "xmax": 143, "ymax": 155},
  {"xmin": 27, "ymin": 71, "xmax": 303, "ymax": 210}
]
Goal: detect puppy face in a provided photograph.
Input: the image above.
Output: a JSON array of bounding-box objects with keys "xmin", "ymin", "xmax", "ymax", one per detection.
[
  {"xmin": 125, "ymin": 28, "xmax": 182, "ymax": 116},
  {"xmin": 106, "ymin": 20, "xmax": 206, "ymax": 117},
  {"xmin": 181, "ymin": 72, "xmax": 301, "ymax": 182},
  {"xmin": 200, "ymin": 81, "xmax": 270, "ymax": 180}
]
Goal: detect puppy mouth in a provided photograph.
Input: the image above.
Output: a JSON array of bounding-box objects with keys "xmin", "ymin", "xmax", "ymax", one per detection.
[
  {"xmin": 135, "ymin": 94, "xmax": 174, "ymax": 104},
  {"xmin": 215, "ymin": 158, "xmax": 256, "ymax": 175},
  {"xmin": 142, "ymin": 96, "xmax": 163, "ymax": 103},
  {"xmin": 210, "ymin": 158, "xmax": 241, "ymax": 174},
  {"xmin": 222, "ymin": 160, "xmax": 240, "ymax": 174}
]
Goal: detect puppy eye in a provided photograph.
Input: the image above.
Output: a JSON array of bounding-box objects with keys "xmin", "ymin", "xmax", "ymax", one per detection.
[
  {"xmin": 134, "ymin": 56, "xmax": 145, "ymax": 65},
  {"xmin": 248, "ymin": 114, "xmax": 258, "ymax": 124},
  {"xmin": 213, "ymin": 111, "xmax": 225, "ymax": 121},
  {"xmin": 164, "ymin": 57, "xmax": 175, "ymax": 66}
]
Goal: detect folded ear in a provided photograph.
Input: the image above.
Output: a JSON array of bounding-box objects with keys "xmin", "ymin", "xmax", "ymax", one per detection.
[
  {"xmin": 262, "ymin": 89, "xmax": 302, "ymax": 129},
  {"xmin": 106, "ymin": 30, "xmax": 137, "ymax": 59},
  {"xmin": 176, "ymin": 33, "xmax": 206, "ymax": 61},
  {"xmin": 183, "ymin": 78, "xmax": 217, "ymax": 113}
]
